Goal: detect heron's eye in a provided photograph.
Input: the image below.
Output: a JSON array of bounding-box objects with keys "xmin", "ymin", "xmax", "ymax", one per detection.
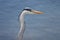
[{"xmin": 23, "ymin": 9, "xmax": 32, "ymax": 12}]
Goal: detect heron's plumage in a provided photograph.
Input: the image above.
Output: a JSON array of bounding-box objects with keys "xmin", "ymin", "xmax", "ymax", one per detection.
[{"xmin": 18, "ymin": 7, "xmax": 43, "ymax": 40}]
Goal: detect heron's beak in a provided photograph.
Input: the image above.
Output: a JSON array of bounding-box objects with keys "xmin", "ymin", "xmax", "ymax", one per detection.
[{"xmin": 31, "ymin": 10, "xmax": 43, "ymax": 14}]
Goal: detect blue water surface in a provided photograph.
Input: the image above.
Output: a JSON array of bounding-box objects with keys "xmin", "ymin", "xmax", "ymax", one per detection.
[{"xmin": 0, "ymin": 0, "xmax": 60, "ymax": 40}]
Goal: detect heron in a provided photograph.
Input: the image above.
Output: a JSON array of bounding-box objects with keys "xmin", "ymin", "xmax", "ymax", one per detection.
[{"xmin": 18, "ymin": 7, "xmax": 43, "ymax": 40}]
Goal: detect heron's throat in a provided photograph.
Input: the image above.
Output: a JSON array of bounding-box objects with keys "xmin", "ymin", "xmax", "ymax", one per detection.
[
  {"xmin": 20, "ymin": 11, "xmax": 26, "ymax": 30},
  {"xmin": 20, "ymin": 11, "xmax": 25, "ymax": 23},
  {"xmin": 18, "ymin": 11, "xmax": 26, "ymax": 40}
]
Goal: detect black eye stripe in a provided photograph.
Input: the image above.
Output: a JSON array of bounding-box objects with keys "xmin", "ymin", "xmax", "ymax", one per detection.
[{"xmin": 23, "ymin": 9, "xmax": 32, "ymax": 12}]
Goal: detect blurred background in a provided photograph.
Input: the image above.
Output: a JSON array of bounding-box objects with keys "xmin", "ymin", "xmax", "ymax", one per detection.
[{"xmin": 0, "ymin": 0, "xmax": 60, "ymax": 40}]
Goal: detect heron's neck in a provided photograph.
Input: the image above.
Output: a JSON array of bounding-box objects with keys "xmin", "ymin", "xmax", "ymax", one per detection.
[
  {"xmin": 20, "ymin": 12, "xmax": 25, "ymax": 29},
  {"xmin": 18, "ymin": 11, "xmax": 26, "ymax": 40},
  {"xmin": 20, "ymin": 12, "xmax": 25, "ymax": 23}
]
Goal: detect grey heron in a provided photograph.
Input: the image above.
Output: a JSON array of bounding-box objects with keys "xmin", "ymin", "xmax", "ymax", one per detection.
[{"xmin": 18, "ymin": 7, "xmax": 43, "ymax": 40}]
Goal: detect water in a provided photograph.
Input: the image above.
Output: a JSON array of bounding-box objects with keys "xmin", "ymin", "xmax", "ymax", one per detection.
[{"xmin": 0, "ymin": 0, "xmax": 60, "ymax": 40}]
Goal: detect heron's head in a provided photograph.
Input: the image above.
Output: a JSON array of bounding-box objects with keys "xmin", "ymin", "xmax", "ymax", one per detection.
[{"xmin": 22, "ymin": 7, "xmax": 43, "ymax": 14}]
